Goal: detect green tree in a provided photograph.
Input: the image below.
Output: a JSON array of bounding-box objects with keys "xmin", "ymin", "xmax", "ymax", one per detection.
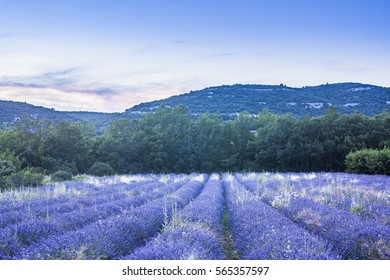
[
  {"xmin": 95, "ymin": 118, "xmax": 137, "ymax": 173},
  {"xmin": 1, "ymin": 118, "xmax": 51, "ymax": 170},
  {"xmin": 189, "ymin": 113, "xmax": 225, "ymax": 172},
  {"xmin": 220, "ymin": 112, "xmax": 254, "ymax": 171},
  {"xmin": 136, "ymin": 104, "xmax": 191, "ymax": 173},
  {"xmin": 88, "ymin": 162, "xmax": 115, "ymax": 176},
  {"xmin": 252, "ymin": 112, "xmax": 294, "ymax": 171},
  {"xmin": 0, "ymin": 160, "xmax": 16, "ymax": 189},
  {"xmin": 345, "ymin": 148, "xmax": 390, "ymax": 175},
  {"xmin": 44, "ymin": 121, "xmax": 94, "ymax": 174}
]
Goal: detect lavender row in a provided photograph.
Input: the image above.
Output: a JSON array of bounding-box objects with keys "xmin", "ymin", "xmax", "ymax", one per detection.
[
  {"xmin": 0, "ymin": 178, "xmax": 156, "ymax": 214},
  {"xmin": 0, "ymin": 173, "xmax": 165, "ymax": 215},
  {"xmin": 123, "ymin": 223, "xmax": 222, "ymax": 260},
  {"xmin": 0, "ymin": 181, "xmax": 136, "ymax": 221},
  {"xmin": 0, "ymin": 180, "xmax": 161, "ymax": 229},
  {"xmin": 0, "ymin": 181, "xmax": 180, "ymax": 259},
  {"xmin": 276, "ymin": 197, "xmax": 390, "ymax": 259},
  {"xmin": 124, "ymin": 177, "xmax": 224, "ymax": 259},
  {"xmin": 225, "ymin": 179, "xmax": 339, "ymax": 260},
  {"xmin": 0, "ymin": 182, "xmax": 104, "ymax": 213},
  {"xmin": 180, "ymin": 177, "xmax": 224, "ymax": 231},
  {"xmin": 320, "ymin": 195, "xmax": 390, "ymax": 226},
  {"xmin": 288, "ymin": 173, "xmax": 390, "ymax": 225},
  {"xmin": 241, "ymin": 177, "xmax": 390, "ymax": 259},
  {"xmin": 13, "ymin": 180, "xmax": 204, "ymax": 260},
  {"xmin": 51, "ymin": 181, "xmax": 170, "ymax": 227},
  {"xmin": 241, "ymin": 173, "xmax": 390, "ymax": 226}
]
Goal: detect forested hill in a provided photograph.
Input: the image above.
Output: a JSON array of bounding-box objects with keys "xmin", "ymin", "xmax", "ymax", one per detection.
[
  {"xmin": 1, "ymin": 83, "xmax": 390, "ymax": 128},
  {"xmin": 0, "ymin": 100, "xmax": 69, "ymax": 122},
  {"xmin": 125, "ymin": 83, "xmax": 390, "ymax": 118},
  {"xmin": 0, "ymin": 100, "xmax": 121, "ymax": 131}
]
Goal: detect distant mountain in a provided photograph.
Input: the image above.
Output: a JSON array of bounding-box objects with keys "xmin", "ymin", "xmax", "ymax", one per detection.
[
  {"xmin": 2, "ymin": 83, "xmax": 390, "ymax": 130},
  {"xmin": 124, "ymin": 83, "xmax": 390, "ymax": 119},
  {"xmin": 0, "ymin": 100, "xmax": 121, "ymax": 131}
]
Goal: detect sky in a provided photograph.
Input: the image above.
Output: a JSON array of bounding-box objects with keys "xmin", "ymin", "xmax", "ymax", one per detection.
[{"xmin": 0, "ymin": 0, "xmax": 389, "ymax": 112}]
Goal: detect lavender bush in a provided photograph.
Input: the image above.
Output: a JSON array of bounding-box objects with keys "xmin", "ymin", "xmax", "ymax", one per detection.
[
  {"xmin": 1, "ymin": 172, "xmax": 388, "ymax": 260},
  {"xmin": 124, "ymin": 177, "xmax": 224, "ymax": 259},
  {"xmin": 225, "ymin": 178, "xmax": 339, "ymax": 259}
]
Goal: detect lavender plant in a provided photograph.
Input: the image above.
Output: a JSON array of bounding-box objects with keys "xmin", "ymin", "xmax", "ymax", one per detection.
[
  {"xmin": 1, "ymin": 179, "xmax": 179, "ymax": 259},
  {"xmin": 277, "ymin": 197, "xmax": 390, "ymax": 259},
  {"xmin": 123, "ymin": 178, "xmax": 224, "ymax": 259},
  {"xmin": 225, "ymin": 179, "xmax": 339, "ymax": 259},
  {"xmin": 15, "ymin": 180, "xmax": 203, "ymax": 259},
  {"xmin": 1, "ymin": 172, "xmax": 388, "ymax": 260}
]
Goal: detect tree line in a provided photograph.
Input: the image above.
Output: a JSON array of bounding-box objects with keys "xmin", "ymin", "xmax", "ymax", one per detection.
[{"xmin": 1, "ymin": 104, "xmax": 390, "ymax": 188}]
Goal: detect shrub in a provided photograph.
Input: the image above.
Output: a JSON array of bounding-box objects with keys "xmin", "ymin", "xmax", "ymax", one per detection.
[
  {"xmin": 345, "ymin": 148, "xmax": 390, "ymax": 175},
  {"xmin": 42, "ymin": 157, "xmax": 78, "ymax": 175},
  {"xmin": 6, "ymin": 170, "xmax": 44, "ymax": 188},
  {"xmin": 0, "ymin": 160, "xmax": 16, "ymax": 190},
  {"xmin": 87, "ymin": 162, "xmax": 114, "ymax": 177},
  {"xmin": 0, "ymin": 152, "xmax": 22, "ymax": 171},
  {"xmin": 51, "ymin": 171, "xmax": 73, "ymax": 182},
  {"xmin": 0, "ymin": 160, "xmax": 16, "ymax": 177}
]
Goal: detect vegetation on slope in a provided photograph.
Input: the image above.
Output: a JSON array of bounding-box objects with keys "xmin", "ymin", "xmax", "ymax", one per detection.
[{"xmin": 1, "ymin": 104, "xmax": 390, "ymax": 189}]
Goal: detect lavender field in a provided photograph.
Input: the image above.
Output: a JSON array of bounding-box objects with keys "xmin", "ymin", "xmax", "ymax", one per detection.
[{"xmin": 0, "ymin": 172, "xmax": 389, "ymax": 260}]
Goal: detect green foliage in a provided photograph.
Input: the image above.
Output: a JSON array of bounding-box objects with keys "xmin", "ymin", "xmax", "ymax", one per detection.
[
  {"xmin": 45, "ymin": 121, "xmax": 94, "ymax": 173},
  {"xmin": 94, "ymin": 118, "xmax": 137, "ymax": 173},
  {"xmin": 51, "ymin": 170, "xmax": 73, "ymax": 182},
  {"xmin": 6, "ymin": 170, "xmax": 44, "ymax": 188},
  {"xmin": 2, "ymin": 104, "xmax": 390, "ymax": 175},
  {"xmin": 0, "ymin": 118, "xmax": 52, "ymax": 169},
  {"xmin": 87, "ymin": 162, "xmax": 115, "ymax": 177},
  {"xmin": 251, "ymin": 108, "xmax": 390, "ymax": 172},
  {"xmin": 0, "ymin": 160, "xmax": 16, "ymax": 177},
  {"xmin": 0, "ymin": 118, "xmax": 93, "ymax": 174},
  {"xmin": 97, "ymin": 104, "xmax": 192, "ymax": 173},
  {"xmin": 189, "ymin": 113, "xmax": 225, "ymax": 172},
  {"xmin": 345, "ymin": 148, "xmax": 390, "ymax": 175},
  {"xmin": 0, "ymin": 151, "xmax": 22, "ymax": 171},
  {"xmin": 42, "ymin": 157, "xmax": 78, "ymax": 175},
  {"xmin": 219, "ymin": 112, "xmax": 255, "ymax": 171},
  {"xmin": 0, "ymin": 160, "xmax": 16, "ymax": 190},
  {"xmin": 137, "ymin": 104, "xmax": 191, "ymax": 173}
]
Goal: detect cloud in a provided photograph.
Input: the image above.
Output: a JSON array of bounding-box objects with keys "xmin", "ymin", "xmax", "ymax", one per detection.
[
  {"xmin": 203, "ymin": 52, "xmax": 237, "ymax": 59},
  {"xmin": 0, "ymin": 67, "xmax": 131, "ymax": 111},
  {"xmin": 0, "ymin": 67, "xmax": 123, "ymax": 97},
  {"xmin": 0, "ymin": 85, "xmax": 113, "ymax": 111},
  {"xmin": 32, "ymin": 68, "xmax": 80, "ymax": 87},
  {"xmin": 0, "ymin": 67, "xmax": 189, "ymax": 112},
  {"xmin": 1, "ymin": 68, "xmax": 80, "ymax": 87},
  {"xmin": 172, "ymin": 39, "xmax": 222, "ymax": 45},
  {"xmin": 0, "ymin": 82, "xmax": 182, "ymax": 112},
  {"xmin": 0, "ymin": 33, "xmax": 10, "ymax": 39},
  {"xmin": 0, "ymin": 32, "xmax": 44, "ymax": 46},
  {"xmin": 0, "ymin": 33, "xmax": 21, "ymax": 41}
]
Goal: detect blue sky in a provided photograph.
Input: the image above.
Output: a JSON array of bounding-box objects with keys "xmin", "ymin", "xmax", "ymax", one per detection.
[{"xmin": 0, "ymin": 0, "xmax": 389, "ymax": 112}]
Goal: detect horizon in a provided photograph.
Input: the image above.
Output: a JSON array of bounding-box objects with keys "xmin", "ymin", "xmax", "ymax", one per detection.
[
  {"xmin": 1, "ymin": 81, "xmax": 387, "ymax": 114},
  {"xmin": 1, "ymin": 0, "xmax": 389, "ymax": 112}
]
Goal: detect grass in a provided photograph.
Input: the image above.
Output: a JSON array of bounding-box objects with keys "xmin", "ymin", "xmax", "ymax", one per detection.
[{"xmin": 220, "ymin": 202, "xmax": 240, "ymax": 260}]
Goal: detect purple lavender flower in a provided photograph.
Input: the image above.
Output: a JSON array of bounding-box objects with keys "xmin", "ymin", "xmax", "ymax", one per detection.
[
  {"xmin": 122, "ymin": 178, "xmax": 224, "ymax": 260},
  {"xmin": 225, "ymin": 179, "xmax": 339, "ymax": 260},
  {"xmin": 16, "ymin": 180, "xmax": 203, "ymax": 259}
]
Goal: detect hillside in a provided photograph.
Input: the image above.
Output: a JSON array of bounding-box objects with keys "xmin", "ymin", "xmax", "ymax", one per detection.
[
  {"xmin": 125, "ymin": 83, "xmax": 390, "ymax": 118},
  {"xmin": 0, "ymin": 100, "xmax": 70, "ymax": 124},
  {"xmin": 1, "ymin": 83, "xmax": 390, "ymax": 129},
  {"xmin": 0, "ymin": 100, "xmax": 121, "ymax": 131}
]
